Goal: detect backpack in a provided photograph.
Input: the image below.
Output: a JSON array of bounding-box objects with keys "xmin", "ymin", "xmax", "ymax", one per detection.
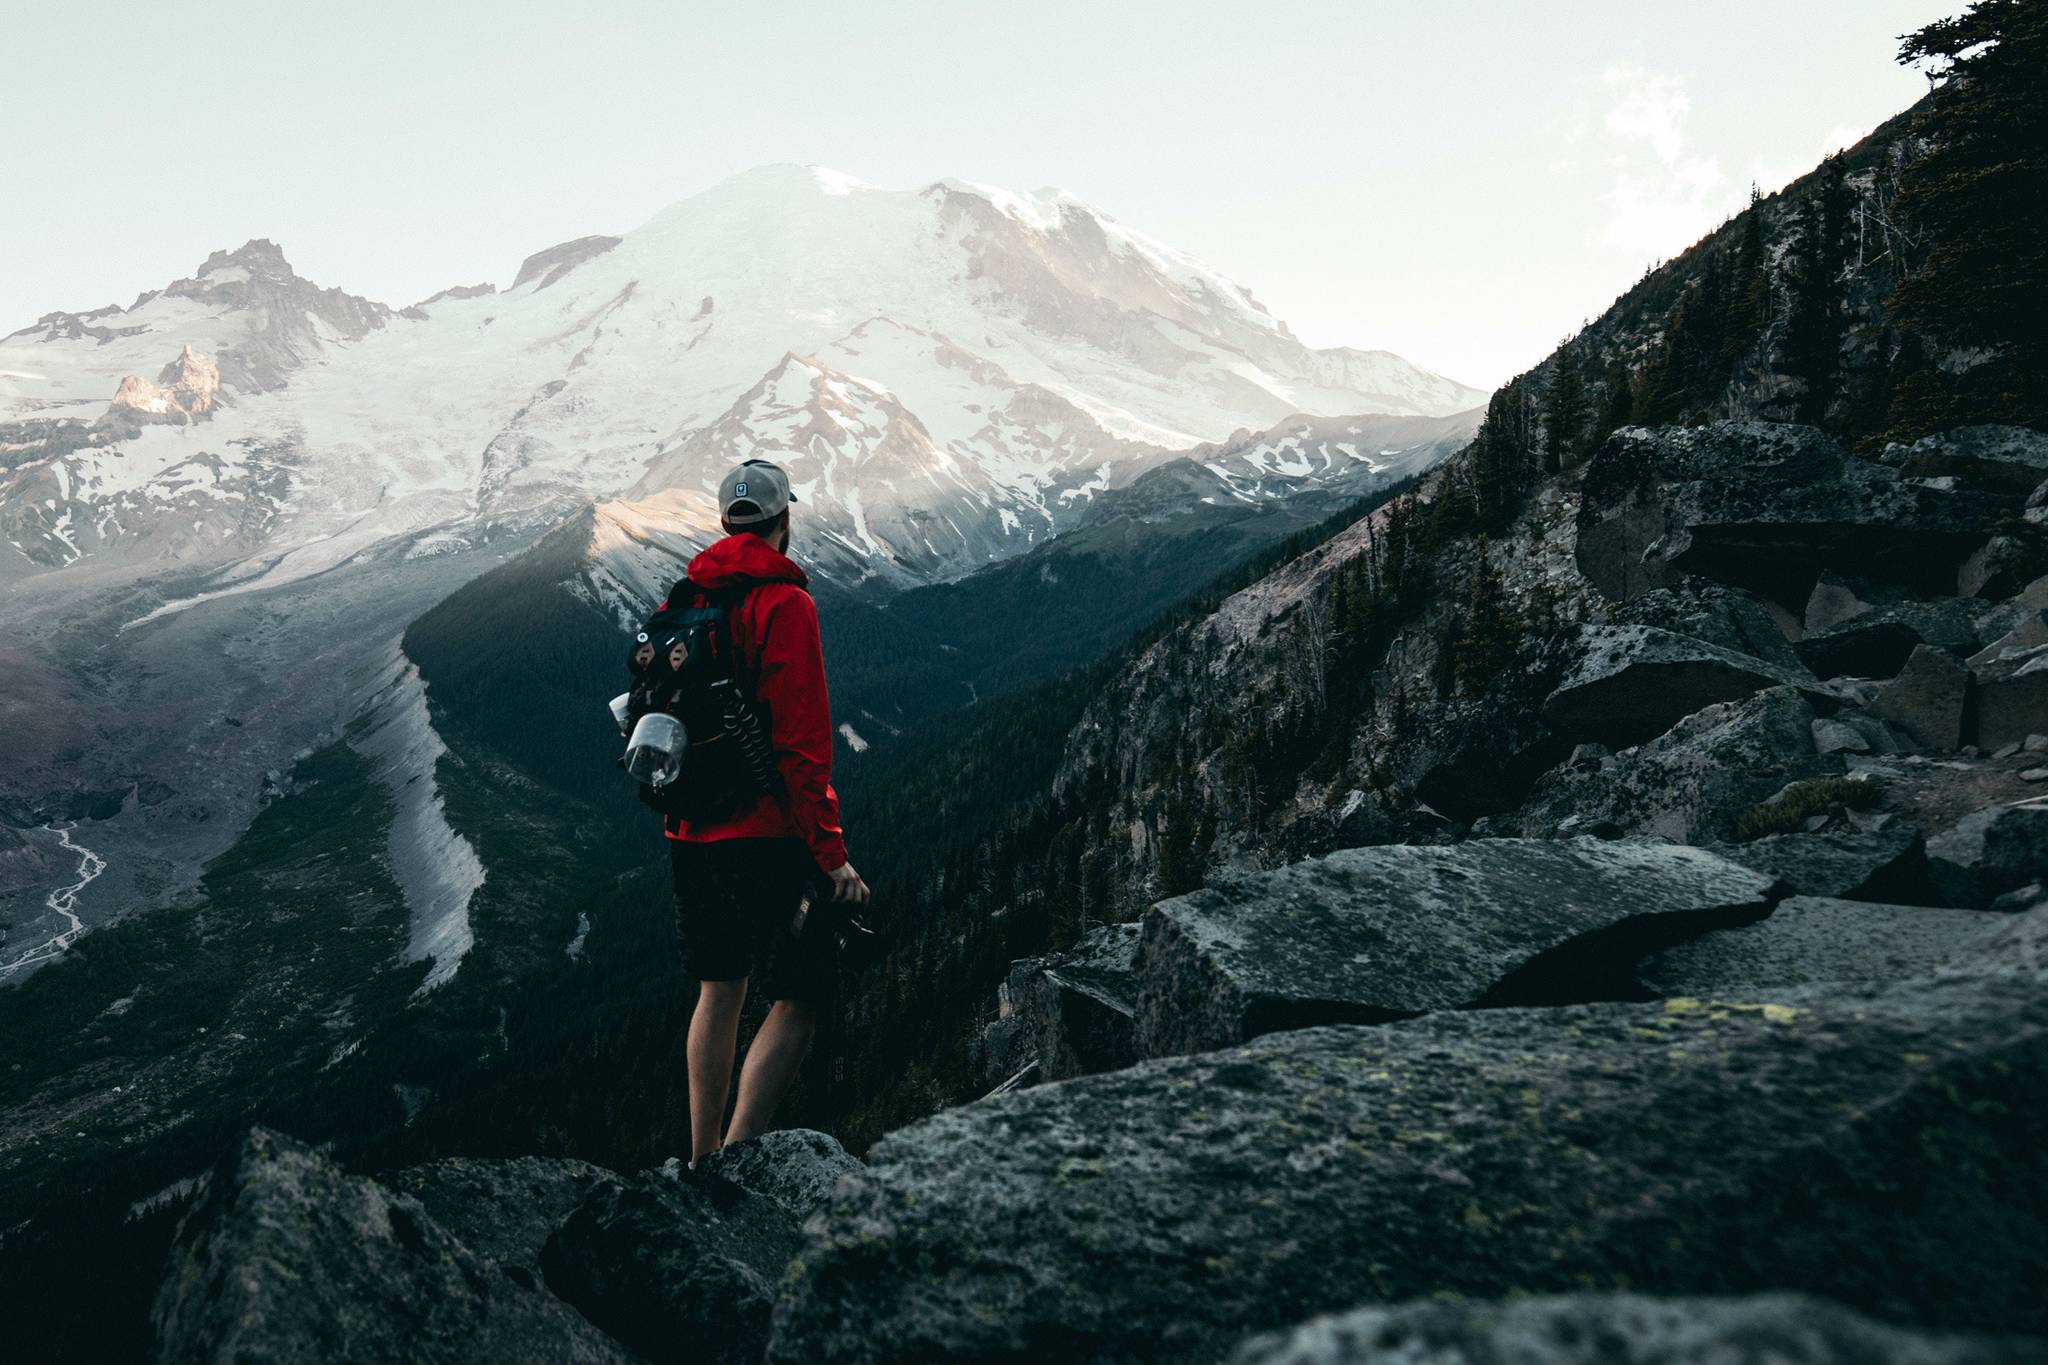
[{"xmin": 623, "ymin": 581, "xmax": 781, "ymax": 823}]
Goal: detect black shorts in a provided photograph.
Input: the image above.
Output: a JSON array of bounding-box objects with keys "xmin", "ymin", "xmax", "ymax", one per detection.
[{"xmin": 671, "ymin": 837, "xmax": 833, "ymax": 1003}]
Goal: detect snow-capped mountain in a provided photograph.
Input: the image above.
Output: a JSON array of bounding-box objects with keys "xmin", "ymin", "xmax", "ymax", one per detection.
[
  {"xmin": 0, "ymin": 167, "xmax": 1485, "ymax": 972},
  {"xmin": 1, "ymin": 164, "xmax": 1481, "ymax": 597},
  {"xmin": 1180, "ymin": 409, "xmax": 1486, "ymax": 505}
]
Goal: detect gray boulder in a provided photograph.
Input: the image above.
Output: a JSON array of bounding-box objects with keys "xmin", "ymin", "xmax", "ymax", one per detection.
[
  {"xmin": 1805, "ymin": 572, "xmax": 1897, "ymax": 635},
  {"xmin": 1871, "ymin": 646, "xmax": 1971, "ymax": 749},
  {"xmin": 1613, "ymin": 579, "xmax": 1807, "ymax": 671},
  {"xmin": 1796, "ymin": 616, "xmax": 1927, "ymax": 680},
  {"xmin": 153, "ymin": 1129, "xmax": 631, "ymax": 1364},
  {"xmin": 1944, "ymin": 905, "xmax": 2048, "ymax": 977},
  {"xmin": 1133, "ymin": 838, "xmax": 1774, "ymax": 1059},
  {"xmin": 1927, "ymin": 804, "xmax": 2048, "ymax": 907},
  {"xmin": 1810, "ymin": 711, "xmax": 1913, "ymax": 755},
  {"xmin": 1710, "ymin": 828, "xmax": 1934, "ymax": 903},
  {"xmin": 769, "ymin": 974, "xmax": 2048, "ymax": 1365},
  {"xmin": 1516, "ymin": 687, "xmax": 1839, "ymax": 844},
  {"xmin": 542, "ymin": 1169, "xmax": 800, "ymax": 1365},
  {"xmin": 1577, "ymin": 422, "xmax": 2012, "ymax": 610},
  {"xmin": 988, "ymin": 922, "xmax": 1143, "ymax": 1082},
  {"xmin": 389, "ymin": 1154, "xmax": 609, "ymax": 1292},
  {"xmin": 1884, "ymin": 425, "xmax": 2048, "ymax": 497},
  {"xmin": 1227, "ymin": 1293, "xmax": 2044, "ymax": 1365},
  {"xmin": 699, "ymin": 1129, "xmax": 861, "ymax": 1222},
  {"xmin": 1959, "ymin": 536, "xmax": 2038, "ymax": 600},
  {"xmin": 1403, "ymin": 610, "xmax": 1818, "ymax": 821},
  {"xmin": 1796, "ymin": 595, "xmax": 1995, "ymax": 681},
  {"xmin": 1541, "ymin": 624, "xmax": 1822, "ymax": 749},
  {"xmin": 1970, "ymin": 612, "xmax": 2048, "ymax": 752},
  {"xmin": 1637, "ymin": 895, "xmax": 2002, "ymax": 994},
  {"xmin": 1402, "ymin": 694, "xmax": 1568, "ymax": 821}
]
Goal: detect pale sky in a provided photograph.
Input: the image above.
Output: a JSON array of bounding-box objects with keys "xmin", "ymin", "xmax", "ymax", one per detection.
[{"xmin": 4, "ymin": 1, "xmax": 1952, "ymax": 391}]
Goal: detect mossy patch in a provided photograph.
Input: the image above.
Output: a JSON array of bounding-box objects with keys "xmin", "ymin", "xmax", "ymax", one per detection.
[{"xmin": 1732, "ymin": 776, "xmax": 1884, "ymax": 841}]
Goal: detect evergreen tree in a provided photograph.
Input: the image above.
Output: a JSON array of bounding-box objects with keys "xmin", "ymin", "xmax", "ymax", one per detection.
[
  {"xmin": 1453, "ymin": 535, "xmax": 1521, "ymax": 697},
  {"xmin": 1726, "ymin": 182, "xmax": 1772, "ymax": 365},
  {"xmin": 1885, "ymin": 0, "xmax": 2048, "ymax": 437},
  {"xmin": 1470, "ymin": 384, "xmax": 1535, "ymax": 532},
  {"xmin": 1591, "ymin": 353, "xmax": 1636, "ymax": 448},
  {"xmin": 1781, "ymin": 156, "xmax": 1853, "ymax": 424},
  {"xmin": 1541, "ymin": 342, "xmax": 1586, "ymax": 472},
  {"xmin": 1154, "ymin": 789, "xmax": 1203, "ymax": 898}
]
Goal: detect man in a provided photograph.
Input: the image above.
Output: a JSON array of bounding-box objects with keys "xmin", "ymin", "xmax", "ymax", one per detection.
[{"xmin": 659, "ymin": 458, "xmax": 870, "ymax": 1165}]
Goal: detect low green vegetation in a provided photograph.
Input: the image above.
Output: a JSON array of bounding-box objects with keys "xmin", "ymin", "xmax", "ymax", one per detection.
[{"xmin": 1733, "ymin": 777, "xmax": 1886, "ymax": 842}]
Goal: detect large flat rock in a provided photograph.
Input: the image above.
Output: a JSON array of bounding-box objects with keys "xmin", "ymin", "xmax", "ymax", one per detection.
[
  {"xmin": 1637, "ymin": 896, "xmax": 2004, "ymax": 994},
  {"xmin": 1540, "ymin": 624, "xmax": 1823, "ymax": 749},
  {"xmin": 1709, "ymin": 828, "xmax": 1935, "ymax": 903},
  {"xmin": 769, "ymin": 973, "xmax": 2048, "ymax": 1365},
  {"xmin": 1885, "ymin": 425, "xmax": 2048, "ymax": 497},
  {"xmin": 1134, "ymin": 838, "xmax": 1776, "ymax": 1058},
  {"xmin": 153, "ymin": 1129, "xmax": 631, "ymax": 1364},
  {"xmin": 1227, "ymin": 1293, "xmax": 2044, "ymax": 1365}
]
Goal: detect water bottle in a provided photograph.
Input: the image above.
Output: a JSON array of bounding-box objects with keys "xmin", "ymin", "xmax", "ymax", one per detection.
[{"xmin": 622, "ymin": 712, "xmax": 688, "ymax": 788}]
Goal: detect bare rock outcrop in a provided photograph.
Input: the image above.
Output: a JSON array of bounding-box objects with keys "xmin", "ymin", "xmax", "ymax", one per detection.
[
  {"xmin": 981, "ymin": 922, "xmax": 1142, "ymax": 1083},
  {"xmin": 100, "ymin": 344, "xmax": 221, "ymax": 433},
  {"xmin": 1133, "ymin": 838, "xmax": 1774, "ymax": 1059},
  {"xmin": 699, "ymin": 1128, "xmax": 863, "ymax": 1221},
  {"xmin": 1228, "ymin": 1293, "xmax": 2044, "ymax": 1365},
  {"xmin": 1512, "ymin": 687, "xmax": 1839, "ymax": 843},
  {"xmin": 1576, "ymin": 422, "xmax": 2013, "ymax": 609},
  {"xmin": 152, "ymin": 1129, "xmax": 630, "ymax": 1364},
  {"xmin": 1636, "ymin": 895, "xmax": 2004, "ymax": 994},
  {"xmin": 769, "ymin": 972, "xmax": 2048, "ymax": 1365},
  {"xmin": 1708, "ymin": 827, "xmax": 1936, "ymax": 903}
]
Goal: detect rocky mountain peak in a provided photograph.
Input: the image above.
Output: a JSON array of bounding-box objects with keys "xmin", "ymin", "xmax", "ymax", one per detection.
[
  {"xmin": 103, "ymin": 344, "xmax": 220, "ymax": 426},
  {"xmin": 510, "ymin": 235, "xmax": 622, "ymax": 291},
  {"xmin": 195, "ymin": 238, "xmax": 294, "ymax": 280}
]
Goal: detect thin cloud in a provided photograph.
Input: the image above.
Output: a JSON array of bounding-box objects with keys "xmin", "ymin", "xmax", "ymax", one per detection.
[
  {"xmin": 1598, "ymin": 65, "xmax": 1729, "ymax": 256},
  {"xmin": 1603, "ymin": 66, "xmax": 1691, "ymax": 165}
]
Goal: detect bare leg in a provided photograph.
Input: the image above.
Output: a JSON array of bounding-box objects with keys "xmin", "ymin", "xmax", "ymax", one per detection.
[
  {"xmin": 687, "ymin": 979, "xmax": 748, "ymax": 1163},
  {"xmin": 725, "ymin": 998, "xmax": 817, "ymax": 1146}
]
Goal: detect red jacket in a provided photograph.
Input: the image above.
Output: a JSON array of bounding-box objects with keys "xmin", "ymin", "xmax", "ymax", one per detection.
[{"xmin": 658, "ymin": 534, "xmax": 848, "ymax": 872}]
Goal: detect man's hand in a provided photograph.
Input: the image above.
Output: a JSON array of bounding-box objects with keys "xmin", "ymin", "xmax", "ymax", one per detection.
[{"xmin": 825, "ymin": 861, "xmax": 871, "ymax": 905}]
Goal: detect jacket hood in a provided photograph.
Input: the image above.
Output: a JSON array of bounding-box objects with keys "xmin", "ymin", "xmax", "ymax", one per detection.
[{"xmin": 686, "ymin": 532, "xmax": 810, "ymax": 591}]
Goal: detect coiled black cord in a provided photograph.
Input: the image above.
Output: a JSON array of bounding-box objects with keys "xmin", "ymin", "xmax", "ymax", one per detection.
[{"xmin": 712, "ymin": 678, "xmax": 782, "ymax": 795}]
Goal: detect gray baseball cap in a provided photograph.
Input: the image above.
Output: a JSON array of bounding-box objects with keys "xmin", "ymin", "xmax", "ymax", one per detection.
[{"xmin": 718, "ymin": 459, "xmax": 799, "ymax": 525}]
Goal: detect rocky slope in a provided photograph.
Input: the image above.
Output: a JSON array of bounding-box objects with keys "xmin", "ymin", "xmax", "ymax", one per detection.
[{"xmin": 144, "ymin": 863, "xmax": 2048, "ymax": 1363}]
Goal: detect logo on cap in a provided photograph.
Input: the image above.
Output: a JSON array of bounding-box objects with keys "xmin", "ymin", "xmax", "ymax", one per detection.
[{"xmin": 734, "ymin": 481, "xmax": 749, "ymax": 497}]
